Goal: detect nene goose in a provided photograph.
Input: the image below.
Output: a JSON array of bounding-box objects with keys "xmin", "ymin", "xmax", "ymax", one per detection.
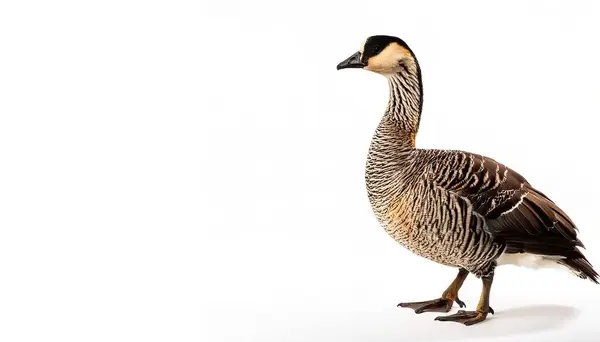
[{"xmin": 336, "ymin": 35, "xmax": 598, "ymax": 325}]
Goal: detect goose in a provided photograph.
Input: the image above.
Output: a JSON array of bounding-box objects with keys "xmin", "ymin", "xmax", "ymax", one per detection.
[{"xmin": 336, "ymin": 35, "xmax": 598, "ymax": 325}]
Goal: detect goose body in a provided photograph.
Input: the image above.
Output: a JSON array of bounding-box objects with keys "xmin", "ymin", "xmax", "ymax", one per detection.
[{"xmin": 337, "ymin": 35, "xmax": 597, "ymax": 325}]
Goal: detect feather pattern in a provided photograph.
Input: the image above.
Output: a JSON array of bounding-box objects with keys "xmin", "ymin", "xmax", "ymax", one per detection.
[{"xmin": 365, "ymin": 52, "xmax": 598, "ymax": 282}]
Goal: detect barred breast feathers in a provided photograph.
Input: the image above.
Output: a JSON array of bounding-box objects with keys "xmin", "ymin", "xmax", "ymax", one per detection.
[{"xmin": 364, "ymin": 45, "xmax": 597, "ymax": 281}]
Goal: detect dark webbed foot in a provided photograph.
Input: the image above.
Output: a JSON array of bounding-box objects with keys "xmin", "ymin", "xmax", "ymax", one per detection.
[
  {"xmin": 435, "ymin": 270, "xmax": 495, "ymax": 326},
  {"xmin": 398, "ymin": 268, "xmax": 469, "ymax": 314},
  {"xmin": 398, "ymin": 297, "xmax": 465, "ymax": 314},
  {"xmin": 434, "ymin": 308, "xmax": 493, "ymax": 326}
]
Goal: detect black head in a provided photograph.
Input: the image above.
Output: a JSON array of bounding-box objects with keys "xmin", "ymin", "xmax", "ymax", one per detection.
[{"xmin": 337, "ymin": 35, "xmax": 416, "ymax": 75}]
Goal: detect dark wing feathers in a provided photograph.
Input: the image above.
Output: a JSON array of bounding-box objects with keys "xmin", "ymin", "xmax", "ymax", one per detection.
[
  {"xmin": 436, "ymin": 152, "xmax": 578, "ymax": 242},
  {"xmin": 559, "ymin": 258, "xmax": 599, "ymax": 281},
  {"xmin": 429, "ymin": 151, "xmax": 596, "ymax": 282}
]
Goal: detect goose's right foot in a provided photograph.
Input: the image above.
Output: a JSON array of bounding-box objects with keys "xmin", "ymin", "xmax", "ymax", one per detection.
[
  {"xmin": 398, "ymin": 297, "xmax": 465, "ymax": 313},
  {"xmin": 397, "ymin": 268, "xmax": 469, "ymax": 314}
]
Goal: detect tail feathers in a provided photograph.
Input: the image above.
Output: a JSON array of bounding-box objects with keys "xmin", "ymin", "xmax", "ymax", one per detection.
[{"xmin": 558, "ymin": 258, "xmax": 599, "ymax": 284}]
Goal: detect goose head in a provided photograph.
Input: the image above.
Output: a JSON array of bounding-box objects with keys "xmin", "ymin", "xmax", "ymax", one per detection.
[{"xmin": 336, "ymin": 35, "xmax": 417, "ymax": 76}]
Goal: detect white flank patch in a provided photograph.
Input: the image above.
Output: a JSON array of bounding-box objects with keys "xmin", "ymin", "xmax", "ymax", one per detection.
[{"xmin": 496, "ymin": 252, "xmax": 564, "ymax": 270}]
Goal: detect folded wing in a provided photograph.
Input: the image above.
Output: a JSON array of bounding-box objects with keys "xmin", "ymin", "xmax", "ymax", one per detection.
[{"xmin": 423, "ymin": 150, "xmax": 597, "ymax": 282}]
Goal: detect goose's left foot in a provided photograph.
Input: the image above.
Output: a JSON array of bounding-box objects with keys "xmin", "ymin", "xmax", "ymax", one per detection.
[{"xmin": 434, "ymin": 308, "xmax": 492, "ymax": 325}]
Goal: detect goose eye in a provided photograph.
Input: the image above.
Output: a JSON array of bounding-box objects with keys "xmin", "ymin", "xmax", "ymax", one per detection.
[{"xmin": 372, "ymin": 45, "xmax": 381, "ymax": 53}]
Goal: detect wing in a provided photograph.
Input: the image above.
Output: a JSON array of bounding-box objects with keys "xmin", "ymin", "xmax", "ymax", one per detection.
[{"xmin": 423, "ymin": 149, "xmax": 584, "ymax": 257}]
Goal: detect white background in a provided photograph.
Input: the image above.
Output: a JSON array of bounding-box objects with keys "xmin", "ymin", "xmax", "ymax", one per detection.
[{"xmin": 1, "ymin": 1, "xmax": 599, "ymax": 341}]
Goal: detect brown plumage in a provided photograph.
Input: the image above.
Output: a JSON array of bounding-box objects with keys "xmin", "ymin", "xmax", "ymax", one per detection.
[
  {"xmin": 431, "ymin": 151, "xmax": 596, "ymax": 281},
  {"xmin": 337, "ymin": 35, "xmax": 597, "ymax": 325}
]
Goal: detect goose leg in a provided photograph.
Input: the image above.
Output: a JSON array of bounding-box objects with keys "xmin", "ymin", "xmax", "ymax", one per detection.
[
  {"xmin": 435, "ymin": 271, "xmax": 494, "ymax": 325},
  {"xmin": 398, "ymin": 268, "xmax": 468, "ymax": 314}
]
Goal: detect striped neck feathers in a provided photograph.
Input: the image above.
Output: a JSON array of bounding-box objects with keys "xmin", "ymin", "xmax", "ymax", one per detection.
[{"xmin": 383, "ymin": 60, "xmax": 423, "ymax": 145}]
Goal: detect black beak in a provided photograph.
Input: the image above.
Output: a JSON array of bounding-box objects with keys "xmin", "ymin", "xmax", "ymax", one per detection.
[{"xmin": 336, "ymin": 51, "xmax": 365, "ymax": 70}]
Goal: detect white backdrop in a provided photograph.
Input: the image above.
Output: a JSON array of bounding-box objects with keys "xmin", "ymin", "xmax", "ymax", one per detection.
[{"xmin": 1, "ymin": 1, "xmax": 599, "ymax": 341}]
